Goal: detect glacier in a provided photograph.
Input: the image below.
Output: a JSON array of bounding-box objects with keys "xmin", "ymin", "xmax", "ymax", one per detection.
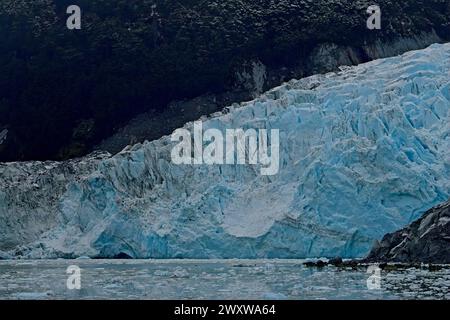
[{"xmin": 1, "ymin": 43, "xmax": 450, "ymax": 259}]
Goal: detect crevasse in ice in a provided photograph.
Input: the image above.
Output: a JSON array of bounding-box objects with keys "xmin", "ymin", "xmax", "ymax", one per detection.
[{"xmin": 1, "ymin": 43, "xmax": 450, "ymax": 258}]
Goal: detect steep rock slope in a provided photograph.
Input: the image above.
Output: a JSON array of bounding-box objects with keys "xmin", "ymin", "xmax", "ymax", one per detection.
[
  {"xmin": 94, "ymin": 30, "xmax": 444, "ymax": 155},
  {"xmin": 1, "ymin": 0, "xmax": 450, "ymax": 161},
  {"xmin": 1, "ymin": 43, "xmax": 450, "ymax": 259},
  {"xmin": 365, "ymin": 199, "xmax": 450, "ymax": 263}
]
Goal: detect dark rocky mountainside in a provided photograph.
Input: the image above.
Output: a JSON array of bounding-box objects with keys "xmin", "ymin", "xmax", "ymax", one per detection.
[
  {"xmin": 1, "ymin": 0, "xmax": 450, "ymax": 161},
  {"xmin": 365, "ymin": 200, "xmax": 450, "ymax": 264}
]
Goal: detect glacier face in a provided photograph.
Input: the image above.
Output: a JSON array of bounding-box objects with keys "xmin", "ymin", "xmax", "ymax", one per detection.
[{"xmin": 2, "ymin": 43, "xmax": 450, "ymax": 259}]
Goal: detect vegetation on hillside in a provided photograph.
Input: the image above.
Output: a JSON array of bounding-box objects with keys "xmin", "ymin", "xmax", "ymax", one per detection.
[{"xmin": 0, "ymin": 0, "xmax": 449, "ymax": 161}]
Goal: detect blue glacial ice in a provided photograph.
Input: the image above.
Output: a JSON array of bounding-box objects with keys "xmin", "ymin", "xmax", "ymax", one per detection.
[{"xmin": 1, "ymin": 43, "xmax": 450, "ymax": 259}]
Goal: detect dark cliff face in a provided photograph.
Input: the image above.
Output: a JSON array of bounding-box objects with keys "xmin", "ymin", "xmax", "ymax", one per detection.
[
  {"xmin": 365, "ymin": 200, "xmax": 450, "ymax": 264},
  {"xmin": 1, "ymin": 0, "xmax": 450, "ymax": 161}
]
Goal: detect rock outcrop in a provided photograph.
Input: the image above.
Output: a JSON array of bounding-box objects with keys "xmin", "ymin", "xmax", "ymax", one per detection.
[{"xmin": 366, "ymin": 200, "xmax": 450, "ymax": 264}]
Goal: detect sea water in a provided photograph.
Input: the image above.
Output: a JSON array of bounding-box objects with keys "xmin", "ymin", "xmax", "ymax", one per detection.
[{"xmin": 0, "ymin": 260, "xmax": 448, "ymax": 300}]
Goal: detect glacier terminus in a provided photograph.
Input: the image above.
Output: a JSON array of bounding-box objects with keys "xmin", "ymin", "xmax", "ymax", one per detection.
[{"xmin": 1, "ymin": 43, "xmax": 450, "ymax": 259}]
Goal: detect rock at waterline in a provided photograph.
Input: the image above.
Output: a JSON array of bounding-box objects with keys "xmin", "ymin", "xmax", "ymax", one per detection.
[{"xmin": 365, "ymin": 199, "xmax": 450, "ymax": 264}]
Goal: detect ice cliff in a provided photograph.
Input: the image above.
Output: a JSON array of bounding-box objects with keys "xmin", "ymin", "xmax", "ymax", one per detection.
[{"xmin": 1, "ymin": 43, "xmax": 450, "ymax": 259}]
